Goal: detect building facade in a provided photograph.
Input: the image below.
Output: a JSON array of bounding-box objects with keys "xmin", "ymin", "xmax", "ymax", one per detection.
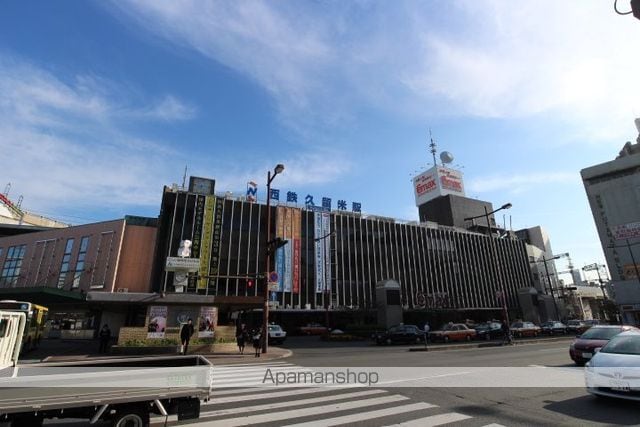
[
  {"xmin": 581, "ymin": 119, "xmax": 640, "ymax": 325},
  {"xmin": 152, "ymin": 183, "xmax": 534, "ymax": 327}
]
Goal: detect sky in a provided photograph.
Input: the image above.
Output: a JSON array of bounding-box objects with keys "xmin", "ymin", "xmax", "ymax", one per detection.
[{"xmin": 1, "ymin": 1, "xmax": 639, "ymax": 280}]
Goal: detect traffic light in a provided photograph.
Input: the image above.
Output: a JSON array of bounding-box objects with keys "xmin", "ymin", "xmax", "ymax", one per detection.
[{"xmin": 247, "ymin": 279, "xmax": 254, "ymax": 289}]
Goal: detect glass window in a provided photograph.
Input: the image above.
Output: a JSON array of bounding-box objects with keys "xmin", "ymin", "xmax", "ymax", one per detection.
[
  {"xmin": 57, "ymin": 238, "xmax": 75, "ymax": 288},
  {"xmin": 580, "ymin": 327, "xmax": 623, "ymax": 340},
  {"xmin": 73, "ymin": 236, "xmax": 90, "ymax": 288},
  {"xmin": 0, "ymin": 244, "xmax": 26, "ymax": 287},
  {"xmin": 601, "ymin": 335, "xmax": 640, "ymax": 355}
]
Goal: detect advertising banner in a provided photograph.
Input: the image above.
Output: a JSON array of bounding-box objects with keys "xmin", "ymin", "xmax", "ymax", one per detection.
[
  {"xmin": 209, "ymin": 197, "xmax": 224, "ymax": 282},
  {"xmin": 413, "ymin": 166, "xmax": 465, "ymax": 206},
  {"xmin": 292, "ymin": 209, "xmax": 302, "ymax": 294},
  {"xmin": 188, "ymin": 195, "xmax": 206, "ymax": 291},
  {"xmin": 198, "ymin": 196, "xmax": 215, "ymax": 290},
  {"xmin": 147, "ymin": 306, "xmax": 167, "ymax": 339},
  {"xmin": 314, "ymin": 212, "xmax": 331, "ymax": 293},
  {"xmin": 246, "ymin": 181, "xmax": 258, "ymax": 202},
  {"xmin": 276, "ymin": 206, "xmax": 285, "ymax": 291},
  {"xmin": 198, "ymin": 306, "xmax": 217, "ymax": 338},
  {"xmin": 613, "ymin": 221, "xmax": 640, "ymax": 240}
]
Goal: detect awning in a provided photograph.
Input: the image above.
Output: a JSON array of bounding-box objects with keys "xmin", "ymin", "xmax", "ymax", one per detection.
[{"xmin": 0, "ymin": 287, "xmax": 86, "ymax": 306}]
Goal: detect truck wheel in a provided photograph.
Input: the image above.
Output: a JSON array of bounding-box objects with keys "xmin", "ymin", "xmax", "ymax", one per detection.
[{"xmin": 112, "ymin": 407, "xmax": 150, "ymax": 427}]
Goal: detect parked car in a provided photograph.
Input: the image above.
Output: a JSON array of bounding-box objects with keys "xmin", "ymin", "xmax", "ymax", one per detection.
[
  {"xmin": 375, "ymin": 325, "xmax": 424, "ymax": 345},
  {"xmin": 570, "ymin": 325, "xmax": 638, "ymax": 366},
  {"xmin": 429, "ymin": 323, "xmax": 476, "ymax": 343},
  {"xmin": 510, "ymin": 322, "xmax": 541, "ymax": 338},
  {"xmin": 583, "ymin": 319, "xmax": 603, "ymax": 327},
  {"xmin": 475, "ymin": 322, "xmax": 504, "ymax": 340},
  {"xmin": 585, "ymin": 330, "xmax": 640, "ymax": 401},
  {"xmin": 268, "ymin": 324, "xmax": 287, "ymax": 345},
  {"xmin": 541, "ymin": 321, "xmax": 567, "ymax": 335},
  {"xmin": 566, "ymin": 319, "xmax": 590, "ymax": 335},
  {"xmin": 297, "ymin": 323, "xmax": 328, "ymax": 335}
]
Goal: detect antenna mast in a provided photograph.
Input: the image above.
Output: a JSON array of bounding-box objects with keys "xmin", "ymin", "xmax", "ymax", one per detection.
[
  {"xmin": 181, "ymin": 165, "xmax": 188, "ymax": 190},
  {"xmin": 429, "ymin": 129, "xmax": 437, "ymax": 166}
]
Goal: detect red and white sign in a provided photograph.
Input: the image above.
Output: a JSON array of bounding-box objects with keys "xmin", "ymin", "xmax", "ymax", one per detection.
[{"xmin": 413, "ymin": 166, "xmax": 465, "ymax": 206}]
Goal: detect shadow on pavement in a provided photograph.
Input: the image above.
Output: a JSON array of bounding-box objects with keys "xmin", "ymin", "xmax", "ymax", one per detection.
[{"xmin": 544, "ymin": 394, "xmax": 640, "ymax": 425}]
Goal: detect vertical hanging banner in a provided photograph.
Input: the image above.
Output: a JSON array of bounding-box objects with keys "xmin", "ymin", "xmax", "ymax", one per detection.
[
  {"xmin": 283, "ymin": 207, "xmax": 293, "ymax": 292},
  {"xmin": 314, "ymin": 212, "xmax": 324, "ymax": 293},
  {"xmin": 209, "ymin": 197, "xmax": 224, "ymax": 284},
  {"xmin": 188, "ymin": 195, "xmax": 205, "ymax": 291},
  {"xmin": 276, "ymin": 206, "xmax": 286, "ymax": 292},
  {"xmin": 322, "ymin": 213, "xmax": 331, "ymax": 294},
  {"xmin": 292, "ymin": 208, "xmax": 301, "ymax": 294},
  {"xmin": 198, "ymin": 196, "xmax": 215, "ymax": 290}
]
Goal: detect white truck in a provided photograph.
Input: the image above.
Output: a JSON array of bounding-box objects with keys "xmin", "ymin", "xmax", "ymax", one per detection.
[{"xmin": 0, "ymin": 310, "xmax": 213, "ymax": 427}]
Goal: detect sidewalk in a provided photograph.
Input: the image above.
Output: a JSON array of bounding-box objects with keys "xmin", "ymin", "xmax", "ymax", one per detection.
[{"xmin": 23, "ymin": 339, "xmax": 292, "ymax": 363}]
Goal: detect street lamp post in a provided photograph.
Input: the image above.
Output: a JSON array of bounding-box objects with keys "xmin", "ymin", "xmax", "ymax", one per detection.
[
  {"xmin": 262, "ymin": 163, "xmax": 284, "ymax": 354},
  {"xmin": 314, "ymin": 231, "xmax": 335, "ymax": 331},
  {"xmin": 541, "ymin": 256, "xmax": 561, "ymax": 320},
  {"xmin": 464, "ymin": 203, "xmax": 512, "ymax": 326}
]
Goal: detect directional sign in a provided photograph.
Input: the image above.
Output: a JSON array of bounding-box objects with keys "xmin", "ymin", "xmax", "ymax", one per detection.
[
  {"xmin": 268, "ymin": 283, "xmax": 279, "ymax": 291},
  {"xmin": 583, "ymin": 263, "xmax": 599, "ymax": 271}
]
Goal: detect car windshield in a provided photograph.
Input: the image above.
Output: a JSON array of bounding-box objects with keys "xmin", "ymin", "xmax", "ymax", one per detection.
[
  {"xmin": 511, "ymin": 323, "xmax": 523, "ymax": 328},
  {"xmin": 601, "ymin": 335, "xmax": 640, "ymax": 355},
  {"xmin": 268, "ymin": 326, "xmax": 282, "ymax": 332},
  {"xmin": 567, "ymin": 321, "xmax": 581, "ymax": 326},
  {"xmin": 579, "ymin": 327, "xmax": 622, "ymax": 340}
]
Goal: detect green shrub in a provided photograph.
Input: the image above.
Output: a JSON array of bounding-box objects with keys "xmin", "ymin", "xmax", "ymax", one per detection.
[{"xmin": 122, "ymin": 339, "xmax": 146, "ymax": 347}]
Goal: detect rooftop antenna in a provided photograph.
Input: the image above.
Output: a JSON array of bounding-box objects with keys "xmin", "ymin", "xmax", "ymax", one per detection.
[
  {"xmin": 3, "ymin": 183, "xmax": 10, "ymax": 197},
  {"xmin": 16, "ymin": 195, "xmax": 23, "ymax": 209},
  {"xmin": 429, "ymin": 129, "xmax": 437, "ymax": 166},
  {"xmin": 181, "ymin": 165, "xmax": 188, "ymax": 190}
]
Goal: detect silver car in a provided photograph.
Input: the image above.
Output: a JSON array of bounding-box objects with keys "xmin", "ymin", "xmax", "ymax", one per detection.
[{"xmin": 585, "ymin": 330, "xmax": 640, "ymax": 401}]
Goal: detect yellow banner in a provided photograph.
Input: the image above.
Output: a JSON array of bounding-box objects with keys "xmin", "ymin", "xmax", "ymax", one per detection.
[{"xmin": 198, "ymin": 196, "xmax": 215, "ymax": 289}]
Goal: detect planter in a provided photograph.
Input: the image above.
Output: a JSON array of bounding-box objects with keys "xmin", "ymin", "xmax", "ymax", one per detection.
[{"xmin": 110, "ymin": 345, "xmax": 180, "ymax": 356}]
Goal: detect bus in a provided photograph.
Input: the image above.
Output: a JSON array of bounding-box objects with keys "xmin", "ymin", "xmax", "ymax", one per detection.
[{"xmin": 0, "ymin": 300, "xmax": 48, "ymax": 351}]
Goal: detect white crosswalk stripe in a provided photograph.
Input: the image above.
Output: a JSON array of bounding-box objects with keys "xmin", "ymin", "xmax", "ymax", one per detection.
[{"xmin": 152, "ymin": 362, "xmax": 505, "ymax": 427}]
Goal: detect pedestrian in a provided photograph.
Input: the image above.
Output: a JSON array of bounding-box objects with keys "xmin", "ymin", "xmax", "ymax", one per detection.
[
  {"xmin": 423, "ymin": 322, "xmax": 430, "ymax": 349},
  {"xmin": 180, "ymin": 318, "xmax": 195, "ymax": 355},
  {"xmin": 501, "ymin": 321, "xmax": 512, "ymax": 345},
  {"xmin": 252, "ymin": 328, "xmax": 262, "ymax": 358},
  {"xmin": 237, "ymin": 326, "xmax": 246, "ymax": 354},
  {"xmin": 99, "ymin": 324, "xmax": 111, "ymax": 353}
]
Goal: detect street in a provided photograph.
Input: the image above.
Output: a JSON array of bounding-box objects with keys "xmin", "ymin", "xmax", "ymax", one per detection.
[{"xmin": 143, "ymin": 337, "xmax": 639, "ymax": 427}]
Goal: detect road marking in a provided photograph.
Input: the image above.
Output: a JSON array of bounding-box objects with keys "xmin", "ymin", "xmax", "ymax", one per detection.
[
  {"xmin": 190, "ymin": 395, "xmax": 409, "ymax": 426},
  {"xmin": 382, "ymin": 412, "xmax": 472, "ymax": 427},
  {"xmin": 214, "ymin": 361, "xmax": 290, "ymax": 368},
  {"xmin": 377, "ymin": 371, "xmax": 472, "ymax": 386},
  {"xmin": 283, "ymin": 402, "xmax": 437, "ymax": 427},
  {"xmin": 482, "ymin": 424, "xmax": 508, "ymax": 427},
  {"xmin": 213, "ymin": 364, "xmax": 301, "ymax": 375},
  {"xmin": 207, "ymin": 386, "xmax": 335, "ymax": 404},
  {"xmin": 200, "ymin": 389, "xmax": 386, "ymax": 417},
  {"xmin": 213, "ymin": 367, "xmax": 311, "ymax": 379}
]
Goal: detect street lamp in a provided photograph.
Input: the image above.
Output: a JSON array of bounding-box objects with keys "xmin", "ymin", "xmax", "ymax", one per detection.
[
  {"xmin": 262, "ymin": 163, "xmax": 284, "ymax": 353},
  {"xmin": 464, "ymin": 202, "xmax": 513, "ymax": 326},
  {"xmin": 582, "ymin": 263, "xmax": 609, "ymax": 300},
  {"xmin": 314, "ymin": 230, "xmax": 335, "ymax": 332},
  {"xmin": 530, "ymin": 253, "xmax": 566, "ymax": 320}
]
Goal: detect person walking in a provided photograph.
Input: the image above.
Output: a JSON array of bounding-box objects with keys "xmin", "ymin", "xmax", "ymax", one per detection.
[
  {"xmin": 98, "ymin": 324, "xmax": 111, "ymax": 354},
  {"xmin": 180, "ymin": 318, "xmax": 195, "ymax": 355},
  {"xmin": 237, "ymin": 326, "xmax": 246, "ymax": 354},
  {"xmin": 502, "ymin": 320, "xmax": 513, "ymax": 345},
  {"xmin": 423, "ymin": 322, "xmax": 430, "ymax": 350},
  {"xmin": 252, "ymin": 328, "xmax": 262, "ymax": 358}
]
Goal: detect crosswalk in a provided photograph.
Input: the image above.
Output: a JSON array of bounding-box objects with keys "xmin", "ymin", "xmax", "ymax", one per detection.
[{"xmin": 152, "ymin": 361, "xmax": 507, "ymax": 427}]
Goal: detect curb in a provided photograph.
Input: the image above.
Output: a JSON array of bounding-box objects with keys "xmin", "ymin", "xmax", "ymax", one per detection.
[{"xmin": 408, "ymin": 336, "xmax": 573, "ymax": 352}]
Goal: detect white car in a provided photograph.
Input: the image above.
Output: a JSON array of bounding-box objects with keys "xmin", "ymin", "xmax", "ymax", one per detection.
[
  {"xmin": 585, "ymin": 330, "xmax": 640, "ymax": 401},
  {"xmin": 268, "ymin": 324, "xmax": 287, "ymax": 345}
]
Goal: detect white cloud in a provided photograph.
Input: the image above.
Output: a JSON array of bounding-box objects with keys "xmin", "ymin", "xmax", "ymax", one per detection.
[
  {"xmin": 0, "ymin": 56, "xmax": 195, "ymax": 216},
  {"xmin": 110, "ymin": 0, "xmax": 640, "ymax": 142},
  {"xmin": 467, "ymin": 172, "xmax": 580, "ymax": 194}
]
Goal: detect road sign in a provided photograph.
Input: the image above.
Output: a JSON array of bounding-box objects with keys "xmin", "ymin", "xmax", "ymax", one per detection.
[
  {"xmin": 269, "ymin": 271, "xmax": 279, "ymax": 283},
  {"xmin": 268, "ymin": 283, "xmax": 279, "ymax": 291}
]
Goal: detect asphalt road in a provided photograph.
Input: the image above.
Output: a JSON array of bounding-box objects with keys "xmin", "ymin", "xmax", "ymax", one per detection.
[{"xmin": 280, "ymin": 336, "xmax": 640, "ymax": 426}]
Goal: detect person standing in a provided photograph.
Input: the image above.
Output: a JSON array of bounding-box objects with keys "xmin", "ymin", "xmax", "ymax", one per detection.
[
  {"xmin": 423, "ymin": 322, "xmax": 430, "ymax": 349},
  {"xmin": 252, "ymin": 328, "xmax": 262, "ymax": 358},
  {"xmin": 237, "ymin": 326, "xmax": 246, "ymax": 354},
  {"xmin": 180, "ymin": 318, "xmax": 195, "ymax": 355},
  {"xmin": 99, "ymin": 324, "xmax": 111, "ymax": 354},
  {"xmin": 502, "ymin": 320, "xmax": 512, "ymax": 345}
]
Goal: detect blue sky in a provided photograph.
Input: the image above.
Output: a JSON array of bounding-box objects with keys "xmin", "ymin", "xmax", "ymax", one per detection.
[{"xmin": 1, "ymin": 1, "xmax": 639, "ymax": 280}]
